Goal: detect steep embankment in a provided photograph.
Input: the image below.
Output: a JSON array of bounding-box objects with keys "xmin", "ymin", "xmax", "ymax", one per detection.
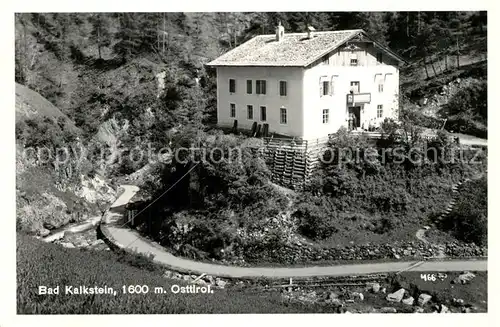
[{"xmin": 16, "ymin": 83, "xmax": 116, "ymax": 236}]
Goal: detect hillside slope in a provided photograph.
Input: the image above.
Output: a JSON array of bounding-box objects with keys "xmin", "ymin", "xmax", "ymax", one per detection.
[
  {"xmin": 15, "ymin": 82, "xmax": 78, "ymax": 132},
  {"xmin": 16, "ymin": 84, "xmax": 116, "ymax": 236}
]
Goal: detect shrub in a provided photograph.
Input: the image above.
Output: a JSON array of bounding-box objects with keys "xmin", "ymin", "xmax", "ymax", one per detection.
[
  {"xmin": 439, "ymin": 176, "xmax": 487, "ymax": 246},
  {"xmin": 293, "ymin": 197, "xmax": 338, "ymax": 240}
]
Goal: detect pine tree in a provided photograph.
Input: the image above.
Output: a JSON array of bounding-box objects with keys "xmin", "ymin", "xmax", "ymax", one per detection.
[{"xmin": 89, "ymin": 13, "xmax": 111, "ymax": 59}]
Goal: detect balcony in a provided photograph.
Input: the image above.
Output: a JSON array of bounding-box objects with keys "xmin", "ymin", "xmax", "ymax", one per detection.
[{"xmin": 346, "ymin": 92, "xmax": 371, "ymax": 105}]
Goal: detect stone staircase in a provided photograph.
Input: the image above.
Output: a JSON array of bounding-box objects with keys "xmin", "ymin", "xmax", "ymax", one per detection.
[{"xmin": 434, "ymin": 171, "xmax": 486, "ymax": 224}]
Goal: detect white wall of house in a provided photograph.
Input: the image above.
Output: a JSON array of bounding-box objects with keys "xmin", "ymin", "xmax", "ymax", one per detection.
[
  {"xmin": 216, "ymin": 66, "xmax": 304, "ymax": 137},
  {"xmin": 215, "ymin": 43, "xmax": 399, "ymax": 140},
  {"xmin": 302, "ymin": 44, "xmax": 399, "ymax": 139}
]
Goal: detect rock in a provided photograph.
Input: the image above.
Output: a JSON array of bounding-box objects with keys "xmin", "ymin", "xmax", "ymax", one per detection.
[
  {"xmin": 194, "ymin": 279, "xmax": 208, "ymax": 286},
  {"xmin": 394, "ymin": 254, "xmax": 401, "ymax": 259},
  {"xmin": 330, "ymin": 298, "xmax": 343, "ymax": 307},
  {"xmin": 440, "ymin": 304, "xmax": 450, "ymax": 313},
  {"xmin": 414, "ymin": 307, "xmax": 425, "ymax": 313},
  {"xmin": 418, "ymin": 293, "xmax": 432, "ymax": 306},
  {"xmin": 352, "ymin": 292, "xmax": 364, "ymax": 301},
  {"xmin": 452, "ymin": 272, "xmax": 476, "ymax": 285},
  {"xmin": 402, "ymin": 296, "xmax": 415, "ymax": 306},
  {"xmin": 453, "ymin": 298, "xmax": 465, "ymax": 305},
  {"xmin": 327, "ymin": 292, "xmax": 339, "ymax": 299},
  {"xmin": 203, "ymin": 275, "xmax": 215, "ymax": 284},
  {"xmin": 215, "ymin": 278, "xmax": 228, "ymax": 288},
  {"xmin": 61, "ymin": 242, "xmax": 75, "ymax": 249},
  {"xmin": 380, "ymin": 307, "xmax": 397, "ymax": 313},
  {"xmin": 367, "ymin": 282, "xmax": 381, "ymax": 293},
  {"xmin": 381, "ymin": 287, "xmax": 387, "ymax": 294},
  {"xmin": 182, "ymin": 275, "xmax": 192, "ymax": 281},
  {"xmin": 163, "ymin": 270, "xmax": 174, "ymax": 279},
  {"xmin": 91, "ymin": 239, "xmax": 105, "ymax": 246},
  {"xmin": 462, "ymin": 307, "xmax": 472, "ymax": 313},
  {"xmin": 39, "ymin": 228, "xmax": 50, "ymax": 237},
  {"xmin": 386, "ymin": 288, "xmax": 406, "ymax": 303}
]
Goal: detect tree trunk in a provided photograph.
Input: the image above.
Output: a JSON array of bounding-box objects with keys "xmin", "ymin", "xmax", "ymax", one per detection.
[
  {"xmin": 97, "ymin": 26, "xmax": 101, "ymax": 59},
  {"xmin": 444, "ymin": 54, "xmax": 448, "ymax": 71},
  {"xmin": 456, "ymin": 36, "xmax": 460, "ymax": 69},
  {"xmin": 423, "ymin": 57, "xmax": 430, "ymax": 79}
]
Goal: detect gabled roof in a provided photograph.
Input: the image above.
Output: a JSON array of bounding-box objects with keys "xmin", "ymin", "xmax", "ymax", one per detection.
[{"xmin": 207, "ymin": 29, "xmax": 406, "ymax": 67}]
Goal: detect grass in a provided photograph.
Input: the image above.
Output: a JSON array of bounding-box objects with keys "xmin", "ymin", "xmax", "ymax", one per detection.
[
  {"xmin": 16, "ymin": 233, "xmax": 338, "ymax": 314},
  {"xmin": 15, "ymin": 83, "xmax": 79, "ymax": 132}
]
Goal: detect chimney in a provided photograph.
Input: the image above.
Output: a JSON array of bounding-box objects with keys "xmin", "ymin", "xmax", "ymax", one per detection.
[
  {"xmin": 276, "ymin": 21, "xmax": 285, "ymax": 42},
  {"xmin": 307, "ymin": 26, "xmax": 316, "ymax": 39}
]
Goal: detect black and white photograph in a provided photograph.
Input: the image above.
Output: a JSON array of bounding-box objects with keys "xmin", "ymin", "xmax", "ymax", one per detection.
[{"xmin": 9, "ymin": 7, "xmax": 491, "ymax": 318}]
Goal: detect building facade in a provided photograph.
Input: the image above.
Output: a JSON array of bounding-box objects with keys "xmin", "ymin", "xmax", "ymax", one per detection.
[{"xmin": 208, "ymin": 27, "xmax": 405, "ymax": 140}]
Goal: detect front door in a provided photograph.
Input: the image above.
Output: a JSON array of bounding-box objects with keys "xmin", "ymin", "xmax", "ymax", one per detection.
[{"xmin": 348, "ymin": 106, "xmax": 361, "ymax": 130}]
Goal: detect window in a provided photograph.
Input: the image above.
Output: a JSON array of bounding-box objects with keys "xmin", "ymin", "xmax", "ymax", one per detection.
[
  {"xmin": 256, "ymin": 80, "xmax": 267, "ymax": 94},
  {"xmin": 377, "ymin": 52, "xmax": 383, "ymax": 63},
  {"xmin": 350, "ymin": 81, "xmax": 360, "ymax": 93},
  {"xmin": 247, "ymin": 105, "xmax": 254, "ymax": 119},
  {"xmin": 322, "ymin": 81, "xmax": 330, "ymax": 96},
  {"xmin": 229, "ymin": 79, "xmax": 236, "ymax": 93},
  {"xmin": 350, "ymin": 58, "xmax": 358, "ymax": 66},
  {"xmin": 280, "ymin": 108, "xmax": 287, "ymax": 124},
  {"xmin": 260, "ymin": 106, "xmax": 267, "ymax": 121},
  {"xmin": 279, "ymin": 81, "xmax": 287, "ymax": 96},
  {"xmin": 377, "ymin": 105, "xmax": 383, "ymax": 118},
  {"xmin": 322, "ymin": 109, "xmax": 329, "ymax": 124},
  {"xmin": 378, "ymin": 83, "xmax": 384, "ymax": 93},
  {"xmin": 246, "ymin": 80, "xmax": 252, "ymax": 94},
  {"xmin": 230, "ymin": 103, "xmax": 236, "ymax": 118}
]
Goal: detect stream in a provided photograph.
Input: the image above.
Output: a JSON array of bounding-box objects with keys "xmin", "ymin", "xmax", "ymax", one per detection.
[{"xmin": 40, "ymin": 215, "xmax": 110, "ymax": 251}]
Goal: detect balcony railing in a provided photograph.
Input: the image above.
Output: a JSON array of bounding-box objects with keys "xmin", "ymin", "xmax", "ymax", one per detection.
[{"xmin": 346, "ymin": 92, "xmax": 371, "ymax": 105}]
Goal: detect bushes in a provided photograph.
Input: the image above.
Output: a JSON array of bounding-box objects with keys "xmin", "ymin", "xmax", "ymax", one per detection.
[
  {"xmin": 293, "ymin": 196, "xmax": 338, "ymax": 240},
  {"xmin": 443, "ymin": 79, "xmax": 487, "ymax": 138},
  {"xmin": 439, "ymin": 176, "xmax": 487, "ymax": 246}
]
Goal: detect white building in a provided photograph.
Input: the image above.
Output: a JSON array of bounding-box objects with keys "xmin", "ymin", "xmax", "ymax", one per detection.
[{"xmin": 207, "ymin": 25, "xmax": 405, "ymax": 140}]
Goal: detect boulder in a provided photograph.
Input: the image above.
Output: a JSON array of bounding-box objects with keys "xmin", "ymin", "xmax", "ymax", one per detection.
[
  {"xmin": 91, "ymin": 239, "xmax": 105, "ymax": 246},
  {"xmin": 452, "ymin": 272, "xmax": 476, "ymax": 285},
  {"xmin": 386, "ymin": 288, "xmax": 406, "ymax": 303},
  {"xmin": 367, "ymin": 282, "xmax": 381, "ymax": 293},
  {"xmin": 330, "ymin": 298, "xmax": 343, "ymax": 307},
  {"xmin": 453, "ymin": 298, "xmax": 465, "ymax": 305},
  {"xmin": 163, "ymin": 270, "xmax": 174, "ymax": 279},
  {"xmin": 327, "ymin": 292, "xmax": 339, "ymax": 300},
  {"xmin": 215, "ymin": 278, "xmax": 228, "ymax": 288},
  {"xmin": 352, "ymin": 292, "xmax": 364, "ymax": 301},
  {"xmin": 418, "ymin": 293, "xmax": 432, "ymax": 306},
  {"xmin": 380, "ymin": 307, "xmax": 397, "ymax": 313},
  {"xmin": 440, "ymin": 304, "xmax": 450, "ymax": 313},
  {"xmin": 381, "ymin": 287, "xmax": 387, "ymax": 294},
  {"xmin": 402, "ymin": 296, "xmax": 415, "ymax": 306},
  {"xmin": 203, "ymin": 275, "xmax": 215, "ymax": 284},
  {"xmin": 414, "ymin": 307, "xmax": 425, "ymax": 313},
  {"xmin": 61, "ymin": 242, "xmax": 75, "ymax": 249},
  {"xmin": 39, "ymin": 228, "xmax": 50, "ymax": 237}
]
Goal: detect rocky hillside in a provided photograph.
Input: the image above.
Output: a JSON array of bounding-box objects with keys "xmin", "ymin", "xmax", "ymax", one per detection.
[{"xmin": 16, "ymin": 84, "xmax": 116, "ymax": 236}]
